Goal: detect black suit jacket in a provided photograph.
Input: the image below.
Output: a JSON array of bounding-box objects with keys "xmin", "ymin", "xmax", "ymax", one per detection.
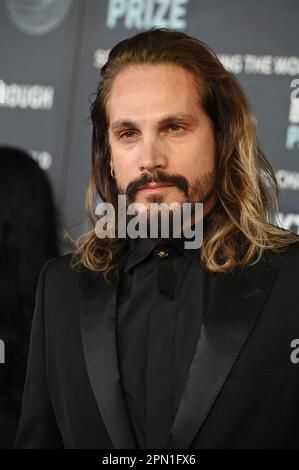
[
  {"xmin": 0, "ymin": 398, "xmax": 19, "ymax": 449},
  {"xmin": 14, "ymin": 237, "xmax": 299, "ymax": 449}
]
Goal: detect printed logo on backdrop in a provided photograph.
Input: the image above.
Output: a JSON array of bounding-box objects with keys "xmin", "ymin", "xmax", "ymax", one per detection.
[
  {"xmin": 218, "ymin": 58, "xmax": 299, "ymax": 151},
  {"xmin": 106, "ymin": 0, "xmax": 189, "ymax": 30},
  {"xmin": 219, "ymin": 54, "xmax": 299, "ymax": 76},
  {"xmin": 95, "ymin": 0, "xmax": 190, "ymax": 70},
  {"xmin": 278, "ymin": 212, "xmax": 299, "ymax": 235},
  {"xmin": 94, "ymin": 49, "xmax": 111, "ymax": 70},
  {"xmin": 287, "ymin": 79, "xmax": 299, "ymax": 150},
  {"xmin": 276, "ymin": 169, "xmax": 299, "ymax": 191},
  {"xmin": 0, "ymin": 79, "xmax": 54, "ymax": 110},
  {"xmin": 5, "ymin": 0, "xmax": 74, "ymax": 36},
  {"xmin": 30, "ymin": 150, "xmax": 52, "ymax": 170}
]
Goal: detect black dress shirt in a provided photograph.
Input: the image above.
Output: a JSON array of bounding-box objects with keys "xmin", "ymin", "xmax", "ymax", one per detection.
[{"xmin": 116, "ymin": 234, "xmax": 212, "ymax": 449}]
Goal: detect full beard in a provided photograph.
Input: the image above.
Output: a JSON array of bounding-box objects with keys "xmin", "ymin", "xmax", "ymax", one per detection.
[{"xmin": 115, "ymin": 170, "xmax": 216, "ymax": 242}]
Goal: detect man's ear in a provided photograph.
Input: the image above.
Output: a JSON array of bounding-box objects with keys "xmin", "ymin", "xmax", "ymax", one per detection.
[{"xmin": 110, "ymin": 160, "xmax": 114, "ymax": 178}]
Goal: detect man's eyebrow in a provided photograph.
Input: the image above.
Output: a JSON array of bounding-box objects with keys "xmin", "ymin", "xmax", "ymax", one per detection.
[{"xmin": 110, "ymin": 113, "xmax": 197, "ymax": 131}]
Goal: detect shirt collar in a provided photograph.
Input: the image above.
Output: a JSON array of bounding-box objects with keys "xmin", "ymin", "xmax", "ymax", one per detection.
[
  {"xmin": 123, "ymin": 233, "xmax": 201, "ymax": 274},
  {"xmin": 112, "ymin": 205, "xmax": 217, "ymax": 274}
]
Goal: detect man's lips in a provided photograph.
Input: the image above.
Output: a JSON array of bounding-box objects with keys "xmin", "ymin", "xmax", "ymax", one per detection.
[{"xmin": 138, "ymin": 183, "xmax": 176, "ymax": 194}]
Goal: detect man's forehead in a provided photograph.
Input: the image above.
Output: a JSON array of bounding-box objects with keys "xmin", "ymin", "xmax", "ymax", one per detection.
[
  {"xmin": 107, "ymin": 64, "xmax": 199, "ymax": 110},
  {"xmin": 105, "ymin": 65, "xmax": 203, "ymax": 131}
]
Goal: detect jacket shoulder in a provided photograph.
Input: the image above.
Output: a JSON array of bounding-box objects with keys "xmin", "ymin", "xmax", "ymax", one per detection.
[
  {"xmin": 268, "ymin": 234, "xmax": 299, "ymax": 271},
  {"xmin": 40, "ymin": 252, "xmax": 86, "ymax": 293}
]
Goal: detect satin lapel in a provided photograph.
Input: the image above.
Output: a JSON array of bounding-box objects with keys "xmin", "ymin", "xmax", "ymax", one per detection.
[
  {"xmin": 79, "ymin": 268, "xmax": 137, "ymax": 449},
  {"xmin": 166, "ymin": 262, "xmax": 278, "ymax": 449}
]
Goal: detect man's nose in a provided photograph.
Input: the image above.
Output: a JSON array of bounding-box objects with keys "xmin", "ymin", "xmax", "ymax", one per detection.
[{"xmin": 138, "ymin": 138, "xmax": 167, "ymax": 173}]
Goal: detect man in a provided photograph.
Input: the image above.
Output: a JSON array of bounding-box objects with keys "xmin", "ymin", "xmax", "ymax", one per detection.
[{"xmin": 14, "ymin": 28, "xmax": 299, "ymax": 449}]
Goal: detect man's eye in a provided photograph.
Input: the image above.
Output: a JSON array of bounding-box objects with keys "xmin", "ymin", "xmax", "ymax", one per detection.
[
  {"xmin": 166, "ymin": 124, "xmax": 184, "ymax": 132},
  {"xmin": 118, "ymin": 124, "xmax": 184, "ymax": 140},
  {"xmin": 119, "ymin": 130, "xmax": 136, "ymax": 140}
]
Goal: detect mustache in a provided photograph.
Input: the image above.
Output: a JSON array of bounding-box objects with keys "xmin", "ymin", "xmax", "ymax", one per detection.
[{"xmin": 124, "ymin": 169, "xmax": 189, "ymax": 203}]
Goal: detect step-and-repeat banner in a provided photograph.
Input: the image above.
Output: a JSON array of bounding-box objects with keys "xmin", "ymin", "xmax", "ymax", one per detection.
[{"xmin": 1, "ymin": 0, "xmax": 299, "ymax": 249}]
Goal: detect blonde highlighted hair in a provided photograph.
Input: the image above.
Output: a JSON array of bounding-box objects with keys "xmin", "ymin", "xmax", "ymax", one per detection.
[{"xmin": 72, "ymin": 27, "xmax": 298, "ymax": 281}]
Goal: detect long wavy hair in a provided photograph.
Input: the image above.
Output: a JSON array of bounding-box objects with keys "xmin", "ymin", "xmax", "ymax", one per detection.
[{"xmin": 73, "ymin": 27, "xmax": 298, "ymax": 280}]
